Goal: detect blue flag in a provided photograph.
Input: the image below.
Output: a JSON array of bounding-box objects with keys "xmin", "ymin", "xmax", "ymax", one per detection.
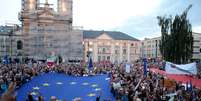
[
  {"xmin": 186, "ymin": 80, "xmax": 193, "ymax": 92},
  {"xmin": 3, "ymin": 55, "xmax": 10, "ymax": 64},
  {"xmin": 88, "ymin": 57, "xmax": 93, "ymax": 70},
  {"xmin": 186, "ymin": 81, "xmax": 189, "ymax": 91},
  {"xmin": 143, "ymin": 58, "xmax": 147, "ymax": 76},
  {"xmin": 189, "ymin": 80, "xmax": 193, "ymax": 92}
]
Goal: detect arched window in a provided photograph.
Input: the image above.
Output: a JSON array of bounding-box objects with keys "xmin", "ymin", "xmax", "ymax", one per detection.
[{"xmin": 17, "ymin": 40, "xmax": 23, "ymax": 50}]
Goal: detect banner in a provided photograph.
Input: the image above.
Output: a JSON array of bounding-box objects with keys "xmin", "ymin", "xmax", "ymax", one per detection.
[
  {"xmin": 125, "ymin": 63, "xmax": 131, "ymax": 73},
  {"xmin": 47, "ymin": 56, "xmax": 56, "ymax": 68},
  {"xmin": 165, "ymin": 62, "xmax": 197, "ymax": 75},
  {"xmin": 164, "ymin": 79, "xmax": 176, "ymax": 89}
]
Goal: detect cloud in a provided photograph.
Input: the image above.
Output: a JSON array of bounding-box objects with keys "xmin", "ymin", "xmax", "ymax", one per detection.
[
  {"xmin": 1, "ymin": 0, "xmax": 200, "ymax": 40},
  {"xmin": 113, "ymin": 15, "xmax": 161, "ymax": 40},
  {"xmin": 0, "ymin": 0, "xmax": 21, "ymax": 25},
  {"xmin": 193, "ymin": 26, "xmax": 201, "ymax": 33},
  {"xmin": 73, "ymin": 0, "xmax": 162, "ymax": 30}
]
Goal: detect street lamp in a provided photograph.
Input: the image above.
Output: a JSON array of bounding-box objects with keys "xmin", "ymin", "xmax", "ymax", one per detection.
[
  {"xmin": 155, "ymin": 40, "xmax": 158, "ymax": 59},
  {"xmin": 8, "ymin": 30, "xmax": 14, "ymax": 62},
  {"xmin": 200, "ymin": 48, "xmax": 201, "ymax": 62}
]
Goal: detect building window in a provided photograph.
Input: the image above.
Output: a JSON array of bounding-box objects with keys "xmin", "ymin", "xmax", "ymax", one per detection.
[
  {"xmin": 98, "ymin": 48, "xmax": 101, "ymax": 53},
  {"xmin": 123, "ymin": 56, "xmax": 127, "ymax": 61},
  {"xmin": 107, "ymin": 56, "xmax": 110, "ymax": 61},
  {"xmin": 193, "ymin": 46, "xmax": 200, "ymax": 48},
  {"xmin": 89, "ymin": 41, "xmax": 93, "ymax": 45},
  {"xmin": 102, "ymin": 56, "xmax": 106, "ymax": 61},
  {"xmin": 17, "ymin": 40, "xmax": 23, "ymax": 50},
  {"xmin": 89, "ymin": 48, "xmax": 93, "ymax": 52},
  {"xmin": 194, "ymin": 40, "xmax": 200, "ymax": 42},
  {"xmin": 123, "ymin": 49, "xmax": 127, "ymax": 54},
  {"xmin": 102, "ymin": 48, "xmax": 106, "ymax": 53},
  {"xmin": 124, "ymin": 43, "xmax": 126, "ymax": 46},
  {"xmin": 131, "ymin": 43, "xmax": 134, "ymax": 47},
  {"xmin": 115, "ymin": 50, "xmax": 118, "ymax": 54},
  {"xmin": 98, "ymin": 56, "xmax": 101, "ymax": 62}
]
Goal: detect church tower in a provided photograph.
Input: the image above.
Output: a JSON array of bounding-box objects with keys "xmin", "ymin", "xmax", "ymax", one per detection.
[
  {"xmin": 19, "ymin": 0, "xmax": 83, "ymax": 61},
  {"xmin": 21, "ymin": 0, "xmax": 38, "ymax": 12},
  {"xmin": 57, "ymin": 0, "xmax": 72, "ymax": 16},
  {"xmin": 57, "ymin": 0, "xmax": 73, "ymax": 30}
]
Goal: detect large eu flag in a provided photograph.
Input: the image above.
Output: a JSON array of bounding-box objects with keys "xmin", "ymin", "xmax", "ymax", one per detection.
[{"xmin": 16, "ymin": 73, "xmax": 114, "ymax": 101}]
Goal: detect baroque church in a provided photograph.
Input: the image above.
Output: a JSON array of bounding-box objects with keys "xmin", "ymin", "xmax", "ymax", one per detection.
[{"xmin": 19, "ymin": 0, "xmax": 83, "ymax": 61}]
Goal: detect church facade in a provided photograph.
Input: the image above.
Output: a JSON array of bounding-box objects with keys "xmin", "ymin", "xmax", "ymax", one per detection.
[{"xmin": 19, "ymin": 0, "xmax": 83, "ymax": 61}]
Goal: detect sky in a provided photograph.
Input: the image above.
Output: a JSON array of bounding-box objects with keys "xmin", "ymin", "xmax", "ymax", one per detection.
[{"xmin": 0, "ymin": 0, "xmax": 201, "ymax": 40}]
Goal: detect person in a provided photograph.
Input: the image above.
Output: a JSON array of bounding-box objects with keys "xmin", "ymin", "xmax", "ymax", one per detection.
[
  {"xmin": 0, "ymin": 82, "xmax": 16, "ymax": 101},
  {"xmin": 73, "ymin": 98, "xmax": 81, "ymax": 101},
  {"xmin": 0, "ymin": 81, "xmax": 8, "ymax": 93},
  {"xmin": 38, "ymin": 96, "xmax": 44, "ymax": 101},
  {"xmin": 26, "ymin": 93, "xmax": 34, "ymax": 101},
  {"xmin": 50, "ymin": 96, "xmax": 57, "ymax": 101}
]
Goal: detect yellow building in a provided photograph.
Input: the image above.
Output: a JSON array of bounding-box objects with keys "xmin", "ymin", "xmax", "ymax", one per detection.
[{"xmin": 83, "ymin": 30, "xmax": 140, "ymax": 63}]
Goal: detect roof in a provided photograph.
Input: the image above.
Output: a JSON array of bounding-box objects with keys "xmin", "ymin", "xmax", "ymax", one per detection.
[
  {"xmin": 0, "ymin": 25, "xmax": 22, "ymax": 36},
  {"xmin": 193, "ymin": 32, "xmax": 201, "ymax": 35},
  {"xmin": 83, "ymin": 30, "xmax": 139, "ymax": 41},
  {"xmin": 0, "ymin": 26, "xmax": 13, "ymax": 33}
]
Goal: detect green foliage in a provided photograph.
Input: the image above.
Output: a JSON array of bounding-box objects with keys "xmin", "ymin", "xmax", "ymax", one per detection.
[{"xmin": 157, "ymin": 5, "xmax": 193, "ymax": 64}]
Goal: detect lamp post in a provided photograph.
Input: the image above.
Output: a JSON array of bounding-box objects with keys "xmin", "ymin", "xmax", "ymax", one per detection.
[
  {"xmin": 155, "ymin": 40, "xmax": 158, "ymax": 59},
  {"xmin": 200, "ymin": 48, "xmax": 201, "ymax": 62},
  {"xmin": 8, "ymin": 30, "xmax": 13, "ymax": 62}
]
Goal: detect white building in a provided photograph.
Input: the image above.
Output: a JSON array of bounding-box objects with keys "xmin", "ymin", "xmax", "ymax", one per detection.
[
  {"xmin": 0, "ymin": 25, "xmax": 23, "ymax": 60},
  {"xmin": 140, "ymin": 37, "xmax": 161, "ymax": 59},
  {"xmin": 141, "ymin": 32, "xmax": 201, "ymax": 60},
  {"xmin": 192, "ymin": 32, "xmax": 201, "ymax": 60},
  {"xmin": 83, "ymin": 30, "xmax": 140, "ymax": 63}
]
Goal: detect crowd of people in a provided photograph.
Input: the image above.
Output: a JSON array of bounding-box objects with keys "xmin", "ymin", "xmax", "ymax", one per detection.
[
  {"xmin": 0, "ymin": 62, "xmax": 113, "ymax": 101},
  {"xmin": 110, "ymin": 63, "xmax": 201, "ymax": 101},
  {"xmin": 0, "ymin": 60, "xmax": 201, "ymax": 101}
]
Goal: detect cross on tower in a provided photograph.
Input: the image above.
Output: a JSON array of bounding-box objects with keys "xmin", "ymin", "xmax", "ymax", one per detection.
[
  {"xmin": 45, "ymin": 0, "xmax": 49, "ymax": 4},
  {"xmin": 42, "ymin": 0, "xmax": 53, "ymax": 8}
]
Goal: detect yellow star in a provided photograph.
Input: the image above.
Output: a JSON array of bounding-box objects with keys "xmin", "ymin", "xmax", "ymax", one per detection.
[
  {"xmin": 32, "ymin": 87, "xmax": 40, "ymax": 90},
  {"xmin": 91, "ymin": 84, "xmax": 98, "ymax": 88},
  {"xmin": 56, "ymin": 82, "xmax": 63, "ymax": 85},
  {"xmin": 95, "ymin": 88, "xmax": 101, "ymax": 91},
  {"xmin": 105, "ymin": 78, "xmax": 110, "ymax": 80},
  {"xmin": 30, "ymin": 92, "xmax": 38, "ymax": 96},
  {"xmin": 73, "ymin": 97, "xmax": 82, "ymax": 101},
  {"xmin": 82, "ymin": 82, "xmax": 89, "ymax": 86},
  {"xmin": 70, "ymin": 82, "xmax": 77, "ymax": 85},
  {"xmin": 43, "ymin": 83, "xmax": 50, "ymax": 87},
  {"xmin": 87, "ymin": 93, "xmax": 96, "ymax": 97}
]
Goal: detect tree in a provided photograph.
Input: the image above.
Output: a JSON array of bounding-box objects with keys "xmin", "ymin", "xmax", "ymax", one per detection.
[{"xmin": 157, "ymin": 5, "xmax": 193, "ymax": 64}]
